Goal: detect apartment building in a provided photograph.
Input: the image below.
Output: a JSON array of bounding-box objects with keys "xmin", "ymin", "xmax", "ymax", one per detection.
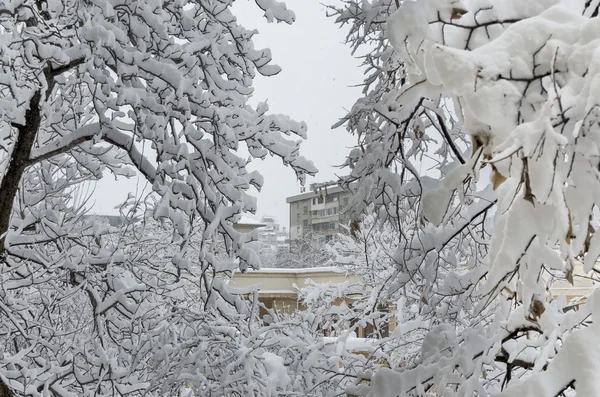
[{"xmin": 286, "ymin": 181, "xmax": 353, "ymax": 242}]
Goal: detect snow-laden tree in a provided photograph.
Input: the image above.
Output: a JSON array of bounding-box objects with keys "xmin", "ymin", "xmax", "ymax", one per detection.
[
  {"xmin": 300, "ymin": 214, "xmax": 426, "ymax": 366},
  {"xmin": 0, "ymin": 0, "xmax": 320, "ymax": 395},
  {"xmin": 329, "ymin": 0, "xmax": 600, "ymax": 395},
  {"xmin": 260, "ymin": 230, "xmax": 332, "ymax": 268}
]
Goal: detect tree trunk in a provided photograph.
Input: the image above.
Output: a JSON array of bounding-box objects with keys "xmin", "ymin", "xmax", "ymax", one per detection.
[
  {"xmin": 0, "ymin": 90, "xmax": 42, "ymax": 254},
  {"xmin": 0, "ymin": 92, "xmax": 41, "ymax": 397},
  {"xmin": 0, "ymin": 379, "xmax": 13, "ymax": 397}
]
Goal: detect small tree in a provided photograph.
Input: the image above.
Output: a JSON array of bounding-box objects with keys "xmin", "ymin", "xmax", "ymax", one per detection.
[
  {"xmin": 304, "ymin": 213, "xmax": 424, "ymax": 348},
  {"xmin": 264, "ymin": 231, "xmax": 332, "ymax": 268}
]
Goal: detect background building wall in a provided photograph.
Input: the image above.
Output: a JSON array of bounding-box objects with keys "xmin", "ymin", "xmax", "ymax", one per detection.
[{"xmin": 286, "ymin": 182, "xmax": 353, "ymax": 242}]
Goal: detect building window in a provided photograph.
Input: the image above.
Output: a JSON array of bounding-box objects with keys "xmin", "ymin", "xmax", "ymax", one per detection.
[
  {"xmin": 303, "ymin": 206, "xmax": 308, "ymax": 215},
  {"xmin": 303, "ymin": 220, "xmax": 308, "ymax": 227},
  {"xmin": 325, "ymin": 235, "xmax": 333, "ymax": 242},
  {"xmin": 318, "ymin": 196, "xmax": 324, "ymax": 204},
  {"xmin": 343, "ymin": 197, "xmax": 349, "ymax": 206},
  {"xmin": 319, "ymin": 208, "xmax": 338, "ymax": 217},
  {"xmin": 326, "ymin": 195, "xmax": 334, "ymax": 203},
  {"xmin": 297, "ymin": 226, "xmax": 301, "ymax": 234},
  {"xmin": 367, "ymin": 304, "xmax": 390, "ymax": 338},
  {"xmin": 313, "ymin": 198, "xmax": 316, "ymax": 205},
  {"xmin": 312, "ymin": 210, "xmax": 317, "ymax": 216}
]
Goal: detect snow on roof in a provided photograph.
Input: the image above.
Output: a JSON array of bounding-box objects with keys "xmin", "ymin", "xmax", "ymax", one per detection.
[
  {"xmin": 237, "ymin": 215, "xmax": 265, "ymax": 226},
  {"xmin": 552, "ymin": 286, "xmax": 600, "ymax": 290},
  {"xmin": 247, "ymin": 266, "xmax": 346, "ymax": 274},
  {"xmin": 323, "ymin": 336, "xmax": 377, "ymax": 351},
  {"xmin": 257, "ymin": 289, "xmax": 297, "ymax": 295}
]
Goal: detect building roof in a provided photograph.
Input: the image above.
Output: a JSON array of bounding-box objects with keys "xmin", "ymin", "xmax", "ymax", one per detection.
[
  {"xmin": 245, "ymin": 266, "xmax": 346, "ymax": 274},
  {"xmin": 237, "ymin": 215, "xmax": 266, "ymax": 227},
  {"xmin": 229, "ymin": 266, "xmax": 358, "ymax": 296},
  {"xmin": 286, "ymin": 184, "xmax": 348, "ymax": 203},
  {"xmin": 323, "ymin": 336, "xmax": 378, "ymax": 352},
  {"xmin": 258, "ymin": 289, "xmax": 297, "ymax": 295},
  {"xmin": 83, "ymin": 214, "xmax": 124, "ymax": 227}
]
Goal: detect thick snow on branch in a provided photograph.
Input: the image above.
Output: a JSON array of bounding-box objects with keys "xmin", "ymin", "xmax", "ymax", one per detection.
[
  {"xmin": 327, "ymin": 0, "xmax": 600, "ymax": 395},
  {"xmin": 0, "ymin": 0, "xmax": 321, "ymax": 395}
]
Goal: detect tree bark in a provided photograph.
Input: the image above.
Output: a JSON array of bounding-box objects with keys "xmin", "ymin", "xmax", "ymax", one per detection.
[
  {"xmin": 0, "ymin": 90, "xmax": 42, "ymax": 254},
  {"xmin": 0, "ymin": 378, "xmax": 13, "ymax": 397},
  {"xmin": 0, "ymin": 91, "xmax": 41, "ymax": 397}
]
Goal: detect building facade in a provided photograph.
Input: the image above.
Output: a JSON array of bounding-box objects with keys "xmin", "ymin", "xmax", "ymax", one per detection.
[
  {"xmin": 548, "ymin": 261, "xmax": 599, "ymax": 309},
  {"xmin": 229, "ymin": 267, "xmax": 395, "ymax": 339},
  {"xmin": 256, "ymin": 215, "xmax": 289, "ymax": 255},
  {"xmin": 286, "ymin": 181, "xmax": 353, "ymax": 242}
]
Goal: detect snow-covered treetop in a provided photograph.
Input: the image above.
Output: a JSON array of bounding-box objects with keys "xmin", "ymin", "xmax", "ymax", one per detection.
[
  {"xmin": 384, "ymin": 0, "xmax": 600, "ymax": 321},
  {"xmin": 0, "ymin": 0, "xmax": 317, "ymax": 270},
  {"xmin": 0, "ymin": 1, "xmax": 322, "ymax": 395}
]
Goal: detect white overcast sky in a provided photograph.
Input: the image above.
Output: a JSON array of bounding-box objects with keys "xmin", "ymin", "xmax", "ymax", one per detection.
[{"xmin": 90, "ymin": 0, "xmax": 362, "ymax": 229}]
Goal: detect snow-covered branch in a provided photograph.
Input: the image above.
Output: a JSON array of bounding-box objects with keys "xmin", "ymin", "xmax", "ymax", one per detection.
[
  {"xmin": 329, "ymin": 0, "xmax": 600, "ymax": 395},
  {"xmin": 0, "ymin": 0, "xmax": 321, "ymax": 395}
]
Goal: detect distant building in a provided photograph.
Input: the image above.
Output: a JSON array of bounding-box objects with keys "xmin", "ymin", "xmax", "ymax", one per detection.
[
  {"xmin": 549, "ymin": 261, "xmax": 599, "ymax": 310},
  {"xmin": 229, "ymin": 266, "xmax": 394, "ymax": 338},
  {"xmin": 233, "ymin": 215, "xmax": 265, "ymax": 234},
  {"xmin": 82, "ymin": 214, "xmax": 124, "ymax": 227},
  {"xmin": 286, "ymin": 181, "xmax": 353, "ymax": 242},
  {"xmin": 230, "ymin": 266, "xmax": 354, "ymax": 313},
  {"xmin": 256, "ymin": 215, "xmax": 289, "ymax": 255},
  {"xmin": 85, "ymin": 214, "xmax": 265, "ymax": 236}
]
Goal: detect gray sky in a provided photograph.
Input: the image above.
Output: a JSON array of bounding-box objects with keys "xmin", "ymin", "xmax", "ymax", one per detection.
[{"xmin": 91, "ymin": 0, "xmax": 362, "ymax": 230}]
